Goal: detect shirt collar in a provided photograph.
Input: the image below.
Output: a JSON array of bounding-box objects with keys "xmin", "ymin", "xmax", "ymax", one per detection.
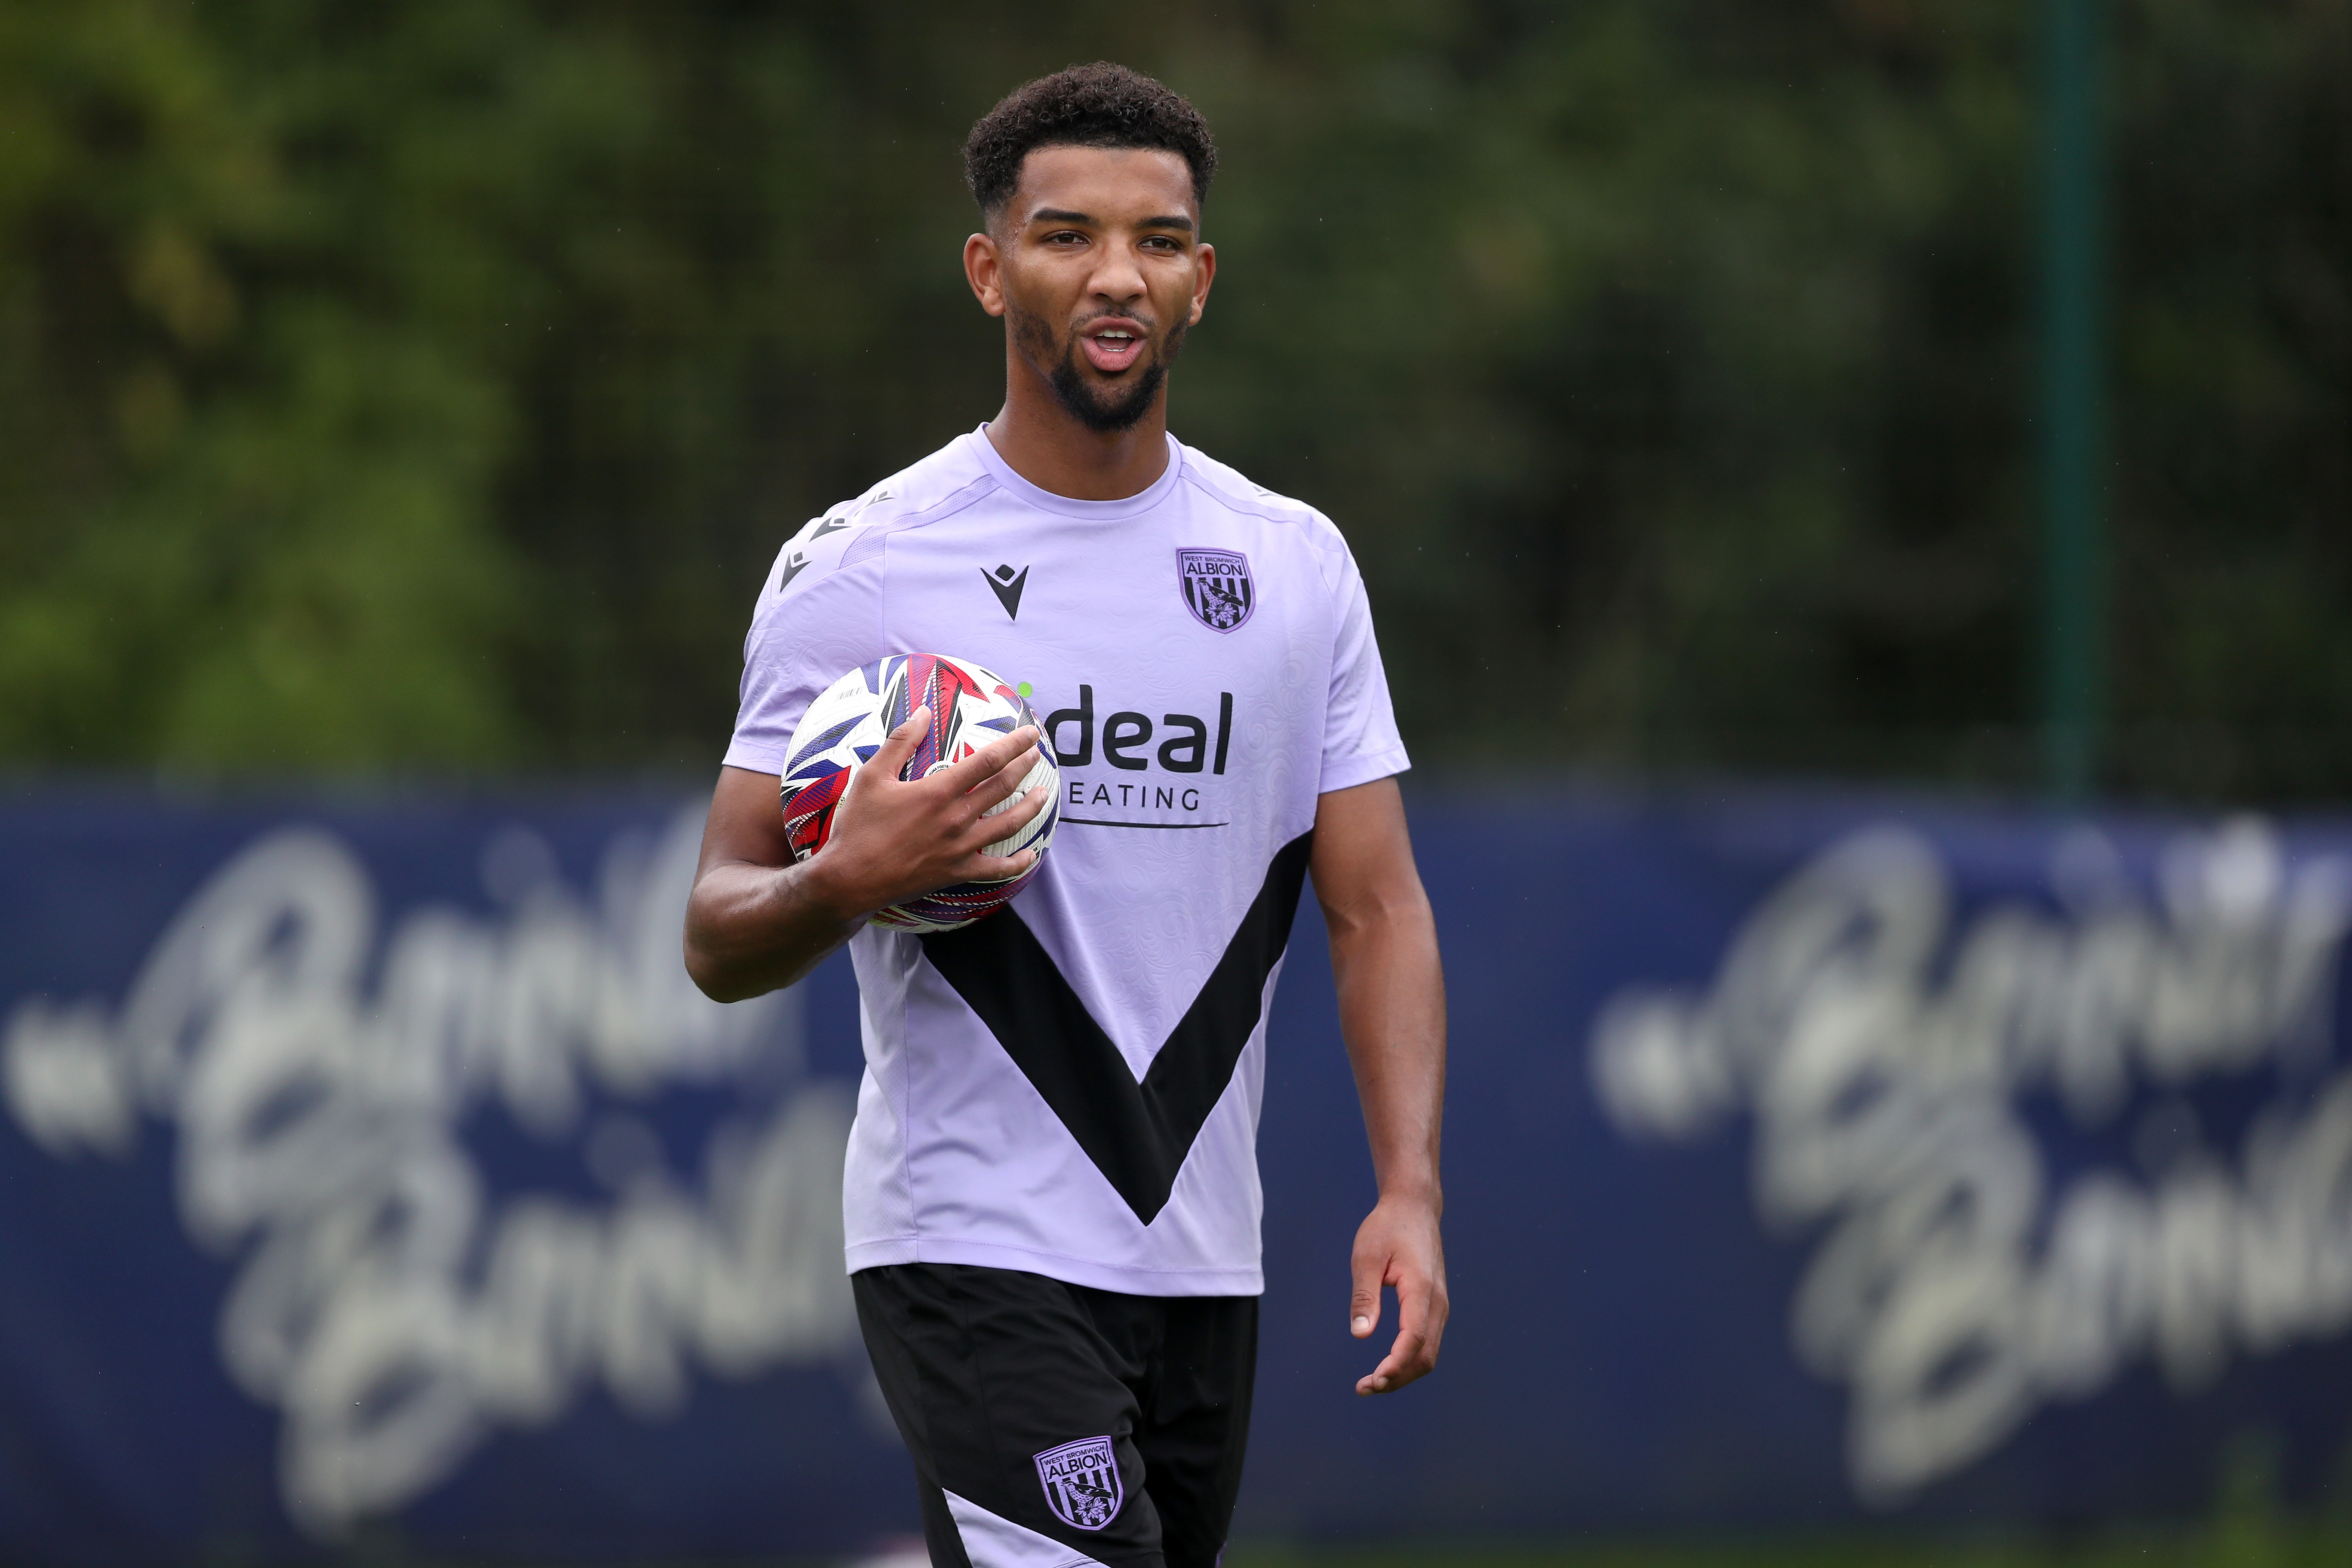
[{"xmin": 965, "ymin": 425, "xmax": 1185, "ymax": 521}]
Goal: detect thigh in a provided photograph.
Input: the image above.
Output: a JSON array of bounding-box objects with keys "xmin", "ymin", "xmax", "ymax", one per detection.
[
  {"xmin": 854, "ymin": 1263, "xmax": 1166, "ymax": 1568},
  {"xmin": 1133, "ymin": 1295, "xmax": 1259, "ymax": 1568}
]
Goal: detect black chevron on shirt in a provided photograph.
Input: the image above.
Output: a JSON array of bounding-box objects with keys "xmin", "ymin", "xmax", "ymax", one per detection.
[{"xmin": 918, "ymin": 830, "xmax": 1316, "ymax": 1224}]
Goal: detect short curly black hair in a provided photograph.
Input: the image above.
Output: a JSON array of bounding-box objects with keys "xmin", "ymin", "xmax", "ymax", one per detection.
[{"xmin": 964, "ymin": 63, "xmax": 1217, "ymax": 224}]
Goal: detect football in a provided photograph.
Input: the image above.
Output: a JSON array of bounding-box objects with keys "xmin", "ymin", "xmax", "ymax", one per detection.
[{"xmin": 778, "ymin": 652, "xmax": 1060, "ymax": 931}]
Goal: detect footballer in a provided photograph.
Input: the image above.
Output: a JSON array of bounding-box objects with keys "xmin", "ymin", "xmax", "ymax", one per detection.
[{"xmin": 686, "ymin": 63, "xmax": 1447, "ymax": 1568}]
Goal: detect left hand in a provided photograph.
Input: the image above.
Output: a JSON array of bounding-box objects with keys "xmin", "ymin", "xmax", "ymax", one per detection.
[{"xmin": 1348, "ymin": 1192, "xmax": 1448, "ymax": 1395}]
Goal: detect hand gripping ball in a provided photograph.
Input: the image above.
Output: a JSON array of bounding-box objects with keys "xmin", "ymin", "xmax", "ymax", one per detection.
[{"xmin": 778, "ymin": 653, "xmax": 1060, "ymax": 932}]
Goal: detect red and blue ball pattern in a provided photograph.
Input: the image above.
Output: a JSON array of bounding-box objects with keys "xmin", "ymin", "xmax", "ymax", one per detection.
[{"xmin": 778, "ymin": 653, "xmax": 1060, "ymax": 932}]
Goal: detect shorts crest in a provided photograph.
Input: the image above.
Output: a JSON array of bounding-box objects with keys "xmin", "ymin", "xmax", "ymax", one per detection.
[{"xmin": 1034, "ymin": 1435, "xmax": 1123, "ymax": 1530}]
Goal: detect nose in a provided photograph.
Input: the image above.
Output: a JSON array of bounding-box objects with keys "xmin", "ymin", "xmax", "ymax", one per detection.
[{"xmin": 1084, "ymin": 243, "xmax": 1147, "ymax": 307}]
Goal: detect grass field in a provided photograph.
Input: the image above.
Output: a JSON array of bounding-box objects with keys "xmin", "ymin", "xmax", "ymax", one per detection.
[
  {"xmin": 386, "ymin": 1450, "xmax": 2352, "ymax": 1568},
  {"xmin": 1219, "ymin": 1519, "xmax": 2352, "ymax": 1568},
  {"xmin": 1211, "ymin": 1439, "xmax": 2352, "ymax": 1568},
  {"xmin": 1223, "ymin": 1542, "xmax": 2343, "ymax": 1561},
  {"xmin": 387, "ymin": 1517, "xmax": 2352, "ymax": 1568}
]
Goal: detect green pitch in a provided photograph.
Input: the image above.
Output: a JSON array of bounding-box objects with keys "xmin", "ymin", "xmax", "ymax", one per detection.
[
  {"xmin": 1222, "ymin": 1521, "xmax": 2352, "ymax": 1568},
  {"xmin": 376, "ymin": 1518, "xmax": 2352, "ymax": 1568}
]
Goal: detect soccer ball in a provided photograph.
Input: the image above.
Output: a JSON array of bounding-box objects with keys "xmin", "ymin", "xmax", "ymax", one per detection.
[{"xmin": 778, "ymin": 653, "xmax": 1060, "ymax": 932}]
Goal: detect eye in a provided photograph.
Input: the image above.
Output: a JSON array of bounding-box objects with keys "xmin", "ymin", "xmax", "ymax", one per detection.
[{"xmin": 1044, "ymin": 230, "xmax": 1087, "ymax": 246}]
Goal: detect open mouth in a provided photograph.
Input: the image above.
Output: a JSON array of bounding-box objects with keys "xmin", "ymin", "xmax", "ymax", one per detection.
[{"xmin": 1079, "ymin": 321, "xmax": 1148, "ymax": 374}]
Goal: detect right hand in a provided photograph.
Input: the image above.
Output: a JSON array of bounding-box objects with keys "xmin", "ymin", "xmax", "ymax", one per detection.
[{"xmin": 807, "ymin": 704, "xmax": 1050, "ymax": 920}]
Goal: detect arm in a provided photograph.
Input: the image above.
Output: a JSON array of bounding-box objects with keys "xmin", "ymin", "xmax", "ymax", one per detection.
[
  {"xmin": 1310, "ymin": 775, "xmax": 1448, "ymax": 1395},
  {"xmin": 684, "ymin": 706, "xmax": 1048, "ymax": 1002}
]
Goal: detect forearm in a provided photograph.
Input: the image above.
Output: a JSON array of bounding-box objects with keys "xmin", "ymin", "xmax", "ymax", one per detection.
[
  {"xmin": 1329, "ymin": 892, "xmax": 1446, "ymax": 1208},
  {"xmin": 684, "ymin": 732, "xmax": 1047, "ymax": 1005},
  {"xmin": 684, "ymin": 856, "xmax": 863, "ymax": 1002}
]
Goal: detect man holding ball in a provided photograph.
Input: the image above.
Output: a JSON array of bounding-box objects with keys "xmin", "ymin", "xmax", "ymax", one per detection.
[{"xmin": 686, "ymin": 62, "xmax": 1446, "ymax": 1568}]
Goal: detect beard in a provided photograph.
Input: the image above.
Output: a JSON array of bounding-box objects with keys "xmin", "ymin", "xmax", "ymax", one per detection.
[{"xmin": 1011, "ymin": 303, "xmax": 1188, "ymax": 434}]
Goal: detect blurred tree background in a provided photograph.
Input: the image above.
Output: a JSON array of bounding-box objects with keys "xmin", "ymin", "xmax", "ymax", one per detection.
[{"xmin": 0, "ymin": 0, "xmax": 2341, "ymax": 796}]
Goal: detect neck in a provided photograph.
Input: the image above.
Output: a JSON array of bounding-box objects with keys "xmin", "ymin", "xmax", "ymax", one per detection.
[{"xmin": 984, "ymin": 351, "xmax": 1171, "ymax": 502}]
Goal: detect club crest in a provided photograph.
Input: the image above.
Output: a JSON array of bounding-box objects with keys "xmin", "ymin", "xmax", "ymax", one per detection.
[
  {"xmin": 1177, "ymin": 548, "xmax": 1255, "ymax": 632},
  {"xmin": 1034, "ymin": 1435, "xmax": 1123, "ymax": 1531}
]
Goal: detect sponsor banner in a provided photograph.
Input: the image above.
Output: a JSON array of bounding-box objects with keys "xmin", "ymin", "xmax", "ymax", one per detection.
[
  {"xmin": 4, "ymin": 787, "xmax": 2352, "ymax": 1556},
  {"xmin": 1246, "ymin": 792, "xmax": 2352, "ymax": 1539},
  {"xmin": 0, "ymin": 794, "xmax": 885, "ymax": 1561}
]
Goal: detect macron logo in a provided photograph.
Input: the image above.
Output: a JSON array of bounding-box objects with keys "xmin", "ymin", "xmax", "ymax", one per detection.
[{"xmin": 983, "ymin": 563, "xmax": 1029, "ymax": 620}]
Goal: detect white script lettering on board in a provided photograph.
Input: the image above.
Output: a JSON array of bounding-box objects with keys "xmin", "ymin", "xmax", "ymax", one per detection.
[
  {"xmin": 2, "ymin": 811, "xmax": 857, "ymax": 1534},
  {"xmin": 1590, "ymin": 819, "xmax": 2352, "ymax": 1502}
]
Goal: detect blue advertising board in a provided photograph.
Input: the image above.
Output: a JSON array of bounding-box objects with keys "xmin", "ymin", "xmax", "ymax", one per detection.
[{"xmin": 4, "ymin": 785, "xmax": 2351, "ymax": 1558}]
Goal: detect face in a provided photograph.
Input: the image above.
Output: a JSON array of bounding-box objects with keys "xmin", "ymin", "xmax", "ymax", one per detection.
[{"xmin": 965, "ymin": 145, "xmax": 1216, "ymax": 433}]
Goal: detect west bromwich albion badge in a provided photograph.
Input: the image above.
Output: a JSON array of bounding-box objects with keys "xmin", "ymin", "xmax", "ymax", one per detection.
[
  {"xmin": 1177, "ymin": 548, "xmax": 1255, "ymax": 632},
  {"xmin": 1034, "ymin": 1435, "xmax": 1123, "ymax": 1530}
]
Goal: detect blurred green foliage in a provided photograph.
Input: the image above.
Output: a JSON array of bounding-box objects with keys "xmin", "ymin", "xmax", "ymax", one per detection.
[{"xmin": 0, "ymin": 1, "xmax": 2342, "ymax": 794}]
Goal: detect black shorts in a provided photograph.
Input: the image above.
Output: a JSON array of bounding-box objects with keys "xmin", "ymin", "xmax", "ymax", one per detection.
[{"xmin": 851, "ymin": 1263, "xmax": 1258, "ymax": 1568}]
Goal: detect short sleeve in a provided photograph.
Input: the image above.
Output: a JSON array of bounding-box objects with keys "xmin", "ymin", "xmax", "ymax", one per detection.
[
  {"xmin": 1318, "ymin": 543, "xmax": 1410, "ymax": 795},
  {"xmin": 722, "ymin": 552, "xmax": 883, "ymax": 775}
]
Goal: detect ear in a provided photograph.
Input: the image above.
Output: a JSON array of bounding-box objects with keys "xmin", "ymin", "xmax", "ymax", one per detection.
[
  {"xmin": 965, "ymin": 230, "xmax": 1007, "ymax": 318},
  {"xmin": 1188, "ymin": 242, "xmax": 1216, "ymax": 327}
]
